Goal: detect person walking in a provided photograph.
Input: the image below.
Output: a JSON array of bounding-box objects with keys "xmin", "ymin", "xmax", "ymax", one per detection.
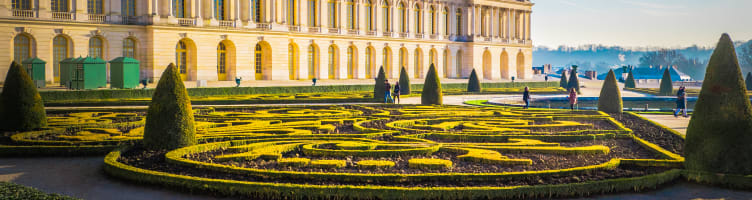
[
  {"xmin": 523, "ymin": 86, "xmax": 531, "ymax": 109},
  {"xmin": 568, "ymin": 88, "xmax": 578, "ymax": 110},
  {"xmin": 393, "ymin": 81, "xmax": 401, "ymax": 104},
  {"xmin": 384, "ymin": 80, "xmax": 393, "ymax": 103},
  {"xmin": 235, "ymin": 77, "xmax": 242, "ymax": 87},
  {"xmin": 674, "ymin": 86, "xmax": 688, "ymax": 117},
  {"xmin": 312, "ymin": 78, "xmax": 317, "ymax": 86}
]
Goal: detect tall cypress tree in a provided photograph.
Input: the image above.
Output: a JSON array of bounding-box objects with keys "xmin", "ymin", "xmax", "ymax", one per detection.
[
  {"xmin": 467, "ymin": 68, "xmax": 481, "ymax": 92},
  {"xmin": 624, "ymin": 69, "xmax": 637, "ymax": 89},
  {"xmin": 567, "ymin": 66, "xmax": 580, "ymax": 93},
  {"xmin": 373, "ymin": 66, "xmax": 386, "ymax": 100},
  {"xmin": 597, "ymin": 69, "xmax": 623, "ymax": 113},
  {"xmin": 143, "ymin": 63, "xmax": 196, "ymax": 150},
  {"xmin": 559, "ymin": 71, "xmax": 568, "ymax": 88},
  {"xmin": 658, "ymin": 67, "xmax": 673, "ymax": 96},
  {"xmin": 421, "ymin": 64, "xmax": 442, "ymax": 105},
  {"xmin": 398, "ymin": 66, "xmax": 411, "ymax": 95},
  {"xmin": 0, "ymin": 61, "xmax": 47, "ymax": 131},
  {"xmin": 685, "ymin": 34, "xmax": 752, "ymax": 175}
]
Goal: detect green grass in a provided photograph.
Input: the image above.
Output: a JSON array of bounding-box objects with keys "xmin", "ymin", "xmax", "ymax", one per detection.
[{"xmin": 0, "ymin": 182, "xmax": 79, "ymax": 200}]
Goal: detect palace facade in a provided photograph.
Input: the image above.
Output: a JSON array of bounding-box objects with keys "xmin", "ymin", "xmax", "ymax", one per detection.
[{"xmin": 0, "ymin": 0, "xmax": 533, "ymax": 83}]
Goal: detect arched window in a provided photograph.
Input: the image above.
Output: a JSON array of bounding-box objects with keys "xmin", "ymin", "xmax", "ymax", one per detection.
[
  {"xmin": 173, "ymin": 0, "xmax": 185, "ymax": 18},
  {"xmin": 287, "ymin": 0, "xmax": 297, "ymax": 25},
  {"xmin": 252, "ymin": 0, "xmax": 262, "ymax": 22},
  {"xmin": 52, "ymin": 0, "xmax": 69, "ymax": 12},
  {"xmin": 365, "ymin": 47, "xmax": 373, "ymax": 78},
  {"xmin": 12, "ymin": 0, "xmax": 31, "ymax": 10},
  {"xmin": 327, "ymin": 0, "xmax": 339, "ymax": 28},
  {"xmin": 397, "ymin": 2, "xmax": 405, "ymax": 33},
  {"xmin": 308, "ymin": 45, "xmax": 318, "ymax": 79},
  {"xmin": 382, "ymin": 1, "xmax": 391, "ymax": 31},
  {"xmin": 399, "ymin": 48, "xmax": 407, "ymax": 70},
  {"xmin": 307, "ymin": 0, "xmax": 317, "ymax": 26},
  {"xmin": 347, "ymin": 46, "xmax": 354, "ymax": 79},
  {"xmin": 429, "ymin": 49, "xmax": 436, "ymax": 68},
  {"xmin": 214, "ymin": 0, "xmax": 226, "ymax": 20},
  {"xmin": 455, "ymin": 8, "xmax": 462, "ymax": 35},
  {"xmin": 121, "ymin": 0, "xmax": 134, "ymax": 16},
  {"xmin": 455, "ymin": 50, "xmax": 462, "ymax": 78},
  {"xmin": 87, "ymin": 0, "xmax": 103, "ymax": 14},
  {"xmin": 364, "ymin": 0, "xmax": 373, "ymax": 31},
  {"xmin": 217, "ymin": 43, "xmax": 227, "ymax": 80},
  {"xmin": 328, "ymin": 45, "xmax": 338, "ymax": 79},
  {"xmin": 13, "ymin": 34, "xmax": 31, "ymax": 62},
  {"xmin": 442, "ymin": 7, "xmax": 449, "ymax": 35},
  {"xmin": 382, "ymin": 47, "xmax": 392, "ymax": 78},
  {"xmin": 89, "ymin": 37, "xmax": 103, "ymax": 58},
  {"xmin": 442, "ymin": 49, "xmax": 448, "ymax": 78},
  {"xmin": 123, "ymin": 38, "xmax": 136, "ymax": 58},
  {"xmin": 289, "ymin": 44, "xmax": 298, "ymax": 80},
  {"xmin": 414, "ymin": 4, "xmax": 422, "ymax": 34},
  {"xmin": 176, "ymin": 41, "xmax": 188, "ymax": 79},
  {"xmin": 414, "ymin": 49, "xmax": 422, "ymax": 78},
  {"xmin": 53, "ymin": 36, "xmax": 69, "ymax": 82},
  {"xmin": 346, "ymin": 0, "xmax": 355, "ymax": 29},
  {"xmin": 429, "ymin": 6, "xmax": 435, "ymax": 35},
  {"xmin": 254, "ymin": 44, "xmax": 263, "ymax": 80}
]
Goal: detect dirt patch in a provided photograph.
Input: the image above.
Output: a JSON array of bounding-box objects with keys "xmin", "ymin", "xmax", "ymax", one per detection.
[{"xmin": 611, "ymin": 113, "xmax": 684, "ymax": 156}]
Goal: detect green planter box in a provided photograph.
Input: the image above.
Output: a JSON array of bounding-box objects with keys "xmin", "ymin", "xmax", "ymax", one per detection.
[
  {"xmin": 59, "ymin": 57, "xmax": 77, "ymax": 88},
  {"xmin": 71, "ymin": 57, "xmax": 107, "ymax": 90},
  {"xmin": 109, "ymin": 57, "xmax": 140, "ymax": 89},
  {"xmin": 22, "ymin": 57, "xmax": 45, "ymax": 88}
]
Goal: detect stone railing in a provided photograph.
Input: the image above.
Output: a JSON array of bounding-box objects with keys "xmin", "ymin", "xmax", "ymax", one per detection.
[
  {"xmin": 87, "ymin": 14, "xmax": 106, "ymax": 23},
  {"xmin": 218, "ymin": 20, "xmax": 235, "ymax": 28},
  {"xmin": 429, "ymin": 34, "xmax": 438, "ymax": 40},
  {"xmin": 484, "ymin": 37, "xmax": 493, "ymax": 42},
  {"xmin": 398, "ymin": 32, "xmax": 408, "ymax": 38},
  {"xmin": 328, "ymin": 28, "xmax": 340, "ymax": 34},
  {"xmin": 51, "ymin": 12, "xmax": 74, "ymax": 21},
  {"xmin": 289, "ymin": 25, "xmax": 301, "ymax": 32},
  {"xmin": 365, "ymin": 30, "xmax": 377, "ymax": 36},
  {"xmin": 121, "ymin": 16, "xmax": 140, "ymax": 24},
  {"xmin": 382, "ymin": 31, "xmax": 393, "ymax": 37},
  {"xmin": 177, "ymin": 18, "xmax": 196, "ymax": 26},
  {"xmin": 256, "ymin": 23, "xmax": 271, "ymax": 30},
  {"xmin": 414, "ymin": 32, "xmax": 424, "ymax": 39},
  {"xmin": 12, "ymin": 9, "xmax": 35, "ymax": 18},
  {"xmin": 308, "ymin": 27, "xmax": 321, "ymax": 33},
  {"xmin": 347, "ymin": 29, "xmax": 359, "ymax": 35}
]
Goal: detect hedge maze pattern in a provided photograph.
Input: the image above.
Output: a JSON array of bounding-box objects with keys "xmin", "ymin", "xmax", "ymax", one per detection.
[{"xmin": 3, "ymin": 103, "xmax": 689, "ymax": 199}]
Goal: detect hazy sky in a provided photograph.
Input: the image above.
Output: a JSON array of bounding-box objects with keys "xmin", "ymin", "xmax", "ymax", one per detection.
[{"xmin": 531, "ymin": 0, "xmax": 752, "ymax": 48}]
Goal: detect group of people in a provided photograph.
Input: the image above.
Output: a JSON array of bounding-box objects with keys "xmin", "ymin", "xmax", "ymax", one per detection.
[{"xmin": 383, "ymin": 80, "xmax": 401, "ymax": 104}]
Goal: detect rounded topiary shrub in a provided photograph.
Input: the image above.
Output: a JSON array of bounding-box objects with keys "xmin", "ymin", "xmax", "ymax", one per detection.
[
  {"xmin": 685, "ymin": 34, "xmax": 752, "ymax": 175},
  {"xmin": 0, "ymin": 61, "xmax": 47, "ymax": 131},
  {"xmin": 745, "ymin": 72, "xmax": 752, "ymax": 90},
  {"xmin": 421, "ymin": 64, "xmax": 443, "ymax": 105},
  {"xmin": 143, "ymin": 63, "xmax": 196, "ymax": 150},
  {"xmin": 567, "ymin": 66, "xmax": 580, "ymax": 93},
  {"xmin": 624, "ymin": 69, "xmax": 636, "ymax": 89},
  {"xmin": 597, "ymin": 69, "xmax": 623, "ymax": 113},
  {"xmin": 658, "ymin": 67, "xmax": 673, "ymax": 96},
  {"xmin": 373, "ymin": 66, "xmax": 386, "ymax": 100},
  {"xmin": 559, "ymin": 71, "xmax": 568, "ymax": 88},
  {"xmin": 467, "ymin": 68, "xmax": 481, "ymax": 92},
  {"xmin": 398, "ymin": 66, "xmax": 411, "ymax": 95}
]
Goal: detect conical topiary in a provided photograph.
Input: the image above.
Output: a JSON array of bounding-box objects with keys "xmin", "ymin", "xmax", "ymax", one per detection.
[
  {"xmin": 421, "ymin": 64, "xmax": 442, "ymax": 105},
  {"xmin": 0, "ymin": 61, "xmax": 47, "ymax": 131},
  {"xmin": 567, "ymin": 66, "xmax": 580, "ymax": 93},
  {"xmin": 559, "ymin": 71, "xmax": 568, "ymax": 88},
  {"xmin": 624, "ymin": 69, "xmax": 636, "ymax": 89},
  {"xmin": 373, "ymin": 66, "xmax": 386, "ymax": 100},
  {"xmin": 658, "ymin": 67, "xmax": 673, "ymax": 96},
  {"xmin": 684, "ymin": 34, "xmax": 752, "ymax": 175},
  {"xmin": 745, "ymin": 72, "xmax": 752, "ymax": 90},
  {"xmin": 398, "ymin": 66, "xmax": 411, "ymax": 95},
  {"xmin": 467, "ymin": 68, "xmax": 481, "ymax": 92},
  {"xmin": 143, "ymin": 63, "xmax": 196, "ymax": 150},
  {"xmin": 597, "ymin": 69, "xmax": 623, "ymax": 113}
]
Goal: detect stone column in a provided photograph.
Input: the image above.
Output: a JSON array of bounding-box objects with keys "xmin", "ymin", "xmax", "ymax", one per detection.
[
  {"xmin": 38, "ymin": 0, "xmax": 51, "ymax": 18},
  {"xmin": 75, "ymin": 0, "xmax": 87, "ymax": 21}
]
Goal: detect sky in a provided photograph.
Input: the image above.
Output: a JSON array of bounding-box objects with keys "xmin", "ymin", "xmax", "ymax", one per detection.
[{"xmin": 531, "ymin": 0, "xmax": 752, "ymax": 48}]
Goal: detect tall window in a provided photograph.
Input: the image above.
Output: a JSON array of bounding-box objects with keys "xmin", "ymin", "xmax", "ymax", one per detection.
[
  {"xmin": 364, "ymin": 0, "xmax": 372, "ymax": 31},
  {"xmin": 327, "ymin": 0, "xmax": 339, "ymax": 28},
  {"xmin": 347, "ymin": 46, "xmax": 354, "ymax": 79},
  {"xmin": 399, "ymin": 48, "xmax": 407, "ymax": 70},
  {"xmin": 13, "ymin": 34, "xmax": 31, "ymax": 62},
  {"xmin": 122, "ymin": 0, "xmax": 135, "ymax": 16},
  {"xmin": 217, "ymin": 43, "xmax": 227, "ymax": 75},
  {"xmin": 254, "ymin": 44, "xmax": 262, "ymax": 77},
  {"xmin": 12, "ymin": 0, "xmax": 31, "ymax": 9},
  {"xmin": 252, "ymin": 0, "xmax": 262, "ymax": 22},
  {"xmin": 289, "ymin": 44, "xmax": 297, "ymax": 80},
  {"xmin": 307, "ymin": 0, "xmax": 317, "ymax": 26},
  {"xmin": 443, "ymin": 7, "xmax": 449, "ymax": 35},
  {"xmin": 176, "ymin": 41, "xmax": 188, "ymax": 75},
  {"xmin": 365, "ymin": 47, "xmax": 373, "ymax": 78},
  {"xmin": 455, "ymin": 8, "xmax": 462, "ymax": 36},
  {"xmin": 481, "ymin": 9, "xmax": 487, "ymax": 36},
  {"xmin": 173, "ymin": 0, "xmax": 185, "ymax": 18},
  {"xmin": 414, "ymin": 4, "xmax": 422, "ymax": 33},
  {"xmin": 429, "ymin": 50, "xmax": 436, "ymax": 67},
  {"xmin": 123, "ymin": 38, "xmax": 136, "ymax": 58},
  {"xmin": 414, "ymin": 49, "xmax": 422, "ymax": 78},
  {"xmin": 214, "ymin": 0, "xmax": 226, "ymax": 20},
  {"xmin": 328, "ymin": 45, "xmax": 337, "ymax": 79},
  {"xmin": 89, "ymin": 37, "xmax": 103, "ymax": 58},
  {"xmin": 443, "ymin": 49, "xmax": 448, "ymax": 78},
  {"xmin": 382, "ymin": 48, "xmax": 391, "ymax": 78},
  {"xmin": 53, "ymin": 36, "xmax": 68, "ymax": 81},
  {"xmin": 308, "ymin": 45, "xmax": 317, "ymax": 79},
  {"xmin": 287, "ymin": 0, "xmax": 297, "ymax": 25},
  {"xmin": 87, "ymin": 0, "xmax": 103, "ymax": 14},
  {"xmin": 455, "ymin": 50, "xmax": 462, "ymax": 77},
  {"xmin": 346, "ymin": 0, "xmax": 355, "ymax": 29},
  {"xmin": 429, "ymin": 6, "xmax": 435, "ymax": 35},
  {"xmin": 397, "ymin": 2, "xmax": 405, "ymax": 32},
  {"xmin": 52, "ymin": 0, "xmax": 69, "ymax": 12},
  {"xmin": 382, "ymin": 2, "xmax": 390, "ymax": 31}
]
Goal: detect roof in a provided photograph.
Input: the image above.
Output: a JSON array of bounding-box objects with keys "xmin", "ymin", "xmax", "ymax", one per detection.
[{"xmin": 109, "ymin": 57, "xmax": 140, "ymax": 63}]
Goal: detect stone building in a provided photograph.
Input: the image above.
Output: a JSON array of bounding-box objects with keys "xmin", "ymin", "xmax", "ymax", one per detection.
[{"xmin": 1, "ymin": 0, "xmax": 533, "ymax": 83}]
